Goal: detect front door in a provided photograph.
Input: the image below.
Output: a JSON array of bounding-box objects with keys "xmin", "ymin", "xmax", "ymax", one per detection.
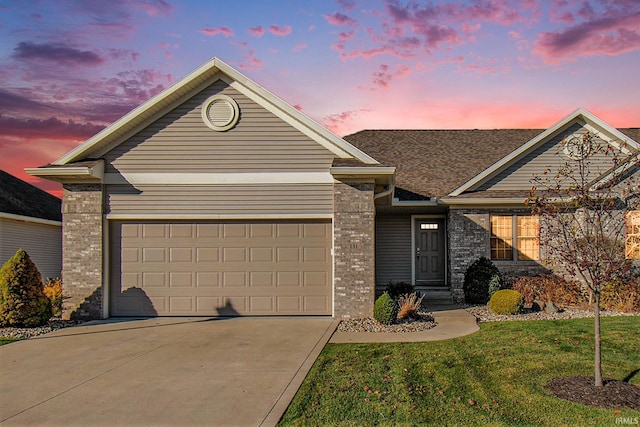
[{"xmin": 415, "ymin": 218, "xmax": 445, "ymax": 286}]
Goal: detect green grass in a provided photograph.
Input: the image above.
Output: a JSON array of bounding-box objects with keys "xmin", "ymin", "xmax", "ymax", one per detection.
[
  {"xmin": 279, "ymin": 317, "xmax": 640, "ymax": 426},
  {"xmin": 0, "ymin": 337, "xmax": 21, "ymax": 346}
]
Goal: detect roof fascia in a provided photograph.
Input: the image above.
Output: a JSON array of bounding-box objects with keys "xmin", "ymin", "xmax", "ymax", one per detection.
[
  {"xmin": 54, "ymin": 58, "xmax": 223, "ymax": 165},
  {"xmin": 448, "ymin": 108, "xmax": 640, "ymax": 197},
  {"xmin": 54, "ymin": 57, "xmax": 379, "ymax": 166},
  {"xmin": 330, "ymin": 166, "xmax": 395, "ymax": 185},
  {"xmin": 25, "ymin": 160, "xmax": 104, "ymax": 183},
  {"xmin": 439, "ymin": 197, "xmax": 528, "ymax": 207}
]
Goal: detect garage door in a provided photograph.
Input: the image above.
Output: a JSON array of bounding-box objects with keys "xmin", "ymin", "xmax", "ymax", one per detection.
[{"xmin": 109, "ymin": 221, "xmax": 332, "ymax": 316}]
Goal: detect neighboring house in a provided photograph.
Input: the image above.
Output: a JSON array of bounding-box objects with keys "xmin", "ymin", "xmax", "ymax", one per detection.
[
  {"xmin": 26, "ymin": 58, "xmax": 640, "ymax": 320},
  {"xmin": 0, "ymin": 170, "xmax": 62, "ymax": 279}
]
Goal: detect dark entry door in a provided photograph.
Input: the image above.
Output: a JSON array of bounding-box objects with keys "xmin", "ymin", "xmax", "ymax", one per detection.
[{"xmin": 415, "ymin": 218, "xmax": 445, "ymax": 286}]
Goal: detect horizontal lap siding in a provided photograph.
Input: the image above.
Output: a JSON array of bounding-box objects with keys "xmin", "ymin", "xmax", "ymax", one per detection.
[
  {"xmin": 104, "ymin": 80, "xmax": 335, "ymax": 174},
  {"xmin": 478, "ymin": 124, "xmax": 614, "ymax": 191},
  {"xmin": 106, "ymin": 184, "xmax": 334, "ymax": 216},
  {"xmin": 0, "ymin": 218, "xmax": 62, "ymax": 279},
  {"xmin": 375, "ymin": 215, "xmax": 412, "ymax": 291}
]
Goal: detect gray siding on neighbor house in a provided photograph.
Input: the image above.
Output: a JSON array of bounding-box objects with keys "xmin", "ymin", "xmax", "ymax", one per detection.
[
  {"xmin": 104, "ymin": 80, "xmax": 335, "ymax": 174},
  {"xmin": 375, "ymin": 215, "xmax": 412, "ymax": 290},
  {"xmin": 105, "ymin": 183, "xmax": 334, "ymax": 217},
  {"xmin": 0, "ymin": 217, "xmax": 62, "ymax": 279},
  {"xmin": 477, "ymin": 123, "xmax": 616, "ymax": 191}
]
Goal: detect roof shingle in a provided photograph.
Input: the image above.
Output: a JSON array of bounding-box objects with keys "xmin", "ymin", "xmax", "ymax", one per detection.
[
  {"xmin": 0, "ymin": 170, "xmax": 61, "ymax": 221},
  {"xmin": 344, "ymin": 128, "xmax": 640, "ymax": 200}
]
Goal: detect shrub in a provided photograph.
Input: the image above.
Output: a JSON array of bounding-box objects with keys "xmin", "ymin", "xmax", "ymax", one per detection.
[
  {"xmin": 397, "ymin": 292, "xmax": 424, "ymax": 320},
  {"xmin": 463, "ymin": 257, "xmax": 501, "ymax": 304},
  {"xmin": 601, "ymin": 279, "xmax": 640, "ymax": 312},
  {"xmin": 510, "ymin": 274, "xmax": 584, "ymax": 308},
  {"xmin": 489, "ymin": 289, "xmax": 524, "ymax": 315},
  {"xmin": 43, "ymin": 278, "xmax": 63, "ymax": 317},
  {"xmin": 373, "ymin": 292, "xmax": 397, "ymax": 325},
  {"xmin": 0, "ymin": 249, "xmax": 52, "ymax": 327},
  {"xmin": 385, "ymin": 282, "xmax": 415, "ymax": 300},
  {"xmin": 488, "ymin": 274, "xmax": 502, "ymax": 298}
]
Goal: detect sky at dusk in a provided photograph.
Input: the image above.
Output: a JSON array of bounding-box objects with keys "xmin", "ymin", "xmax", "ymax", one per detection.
[{"xmin": 1, "ymin": 0, "xmax": 639, "ymax": 197}]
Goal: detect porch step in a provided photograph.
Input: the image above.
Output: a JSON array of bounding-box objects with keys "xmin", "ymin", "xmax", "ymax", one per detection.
[{"xmin": 417, "ymin": 287, "xmax": 453, "ymax": 303}]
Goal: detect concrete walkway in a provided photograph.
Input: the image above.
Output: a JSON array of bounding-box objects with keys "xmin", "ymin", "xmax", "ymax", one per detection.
[
  {"xmin": 330, "ymin": 304, "xmax": 479, "ymax": 343},
  {"xmin": 0, "ymin": 317, "xmax": 337, "ymax": 427}
]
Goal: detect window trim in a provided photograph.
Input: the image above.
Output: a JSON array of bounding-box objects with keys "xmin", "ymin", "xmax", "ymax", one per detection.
[
  {"xmin": 490, "ymin": 214, "xmax": 540, "ymax": 262},
  {"xmin": 625, "ymin": 210, "xmax": 640, "ymax": 259}
]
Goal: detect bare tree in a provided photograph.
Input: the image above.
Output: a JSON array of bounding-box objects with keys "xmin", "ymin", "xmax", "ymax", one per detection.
[{"xmin": 527, "ymin": 132, "xmax": 639, "ymax": 387}]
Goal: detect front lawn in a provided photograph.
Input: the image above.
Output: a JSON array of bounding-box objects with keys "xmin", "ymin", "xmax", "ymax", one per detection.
[
  {"xmin": 0, "ymin": 338, "xmax": 21, "ymax": 346},
  {"xmin": 280, "ymin": 317, "xmax": 640, "ymax": 426}
]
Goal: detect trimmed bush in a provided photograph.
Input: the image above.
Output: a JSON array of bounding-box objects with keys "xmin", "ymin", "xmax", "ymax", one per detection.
[
  {"xmin": 385, "ymin": 282, "xmax": 415, "ymax": 300},
  {"xmin": 373, "ymin": 292, "xmax": 397, "ymax": 325},
  {"xmin": 43, "ymin": 278, "xmax": 63, "ymax": 317},
  {"xmin": 397, "ymin": 292, "xmax": 424, "ymax": 320},
  {"xmin": 463, "ymin": 257, "xmax": 501, "ymax": 304},
  {"xmin": 0, "ymin": 249, "xmax": 52, "ymax": 327},
  {"xmin": 489, "ymin": 289, "xmax": 524, "ymax": 315}
]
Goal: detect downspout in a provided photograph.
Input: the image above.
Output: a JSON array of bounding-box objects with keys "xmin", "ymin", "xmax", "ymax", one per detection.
[{"xmin": 374, "ymin": 184, "xmax": 394, "ymax": 200}]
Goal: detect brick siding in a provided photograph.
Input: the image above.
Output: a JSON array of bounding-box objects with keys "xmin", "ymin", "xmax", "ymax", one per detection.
[
  {"xmin": 62, "ymin": 184, "xmax": 103, "ymax": 320},
  {"xmin": 448, "ymin": 208, "xmax": 548, "ymax": 302},
  {"xmin": 333, "ymin": 180, "xmax": 376, "ymax": 319}
]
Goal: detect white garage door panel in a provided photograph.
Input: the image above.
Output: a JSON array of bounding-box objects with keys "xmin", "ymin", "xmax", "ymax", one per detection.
[{"xmin": 110, "ymin": 221, "xmax": 332, "ymax": 316}]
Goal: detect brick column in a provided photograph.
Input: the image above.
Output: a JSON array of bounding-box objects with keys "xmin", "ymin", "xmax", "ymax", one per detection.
[
  {"xmin": 448, "ymin": 209, "xmax": 489, "ymax": 302},
  {"xmin": 333, "ymin": 180, "xmax": 375, "ymax": 319},
  {"xmin": 62, "ymin": 184, "xmax": 103, "ymax": 320}
]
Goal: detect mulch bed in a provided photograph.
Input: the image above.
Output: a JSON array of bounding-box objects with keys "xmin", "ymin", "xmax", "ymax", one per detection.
[{"xmin": 546, "ymin": 376, "xmax": 640, "ymax": 409}]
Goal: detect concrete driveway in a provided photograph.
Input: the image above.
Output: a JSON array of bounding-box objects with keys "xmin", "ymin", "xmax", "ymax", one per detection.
[{"xmin": 0, "ymin": 317, "xmax": 337, "ymax": 427}]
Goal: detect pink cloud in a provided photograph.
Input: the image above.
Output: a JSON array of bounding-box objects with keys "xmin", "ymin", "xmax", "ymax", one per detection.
[
  {"xmin": 337, "ymin": 0, "xmax": 357, "ymax": 11},
  {"xmin": 269, "ymin": 25, "xmax": 292, "ymax": 36},
  {"xmin": 508, "ymin": 30, "xmax": 522, "ymax": 39},
  {"xmin": 371, "ymin": 63, "xmax": 411, "ymax": 89},
  {"xmin": 238, "ymin": 50, "xmax": 264, "ymax": 71},
  {"xmin": 135, "ymin": 0, "xmax": 173, "ymax": 16},
  {"xmin": 12, "ymin": 42, "xmax": 103, "ymax": 66},
  {"xmin": 200, "ymin": 27, "xmax": 234, "ymax": 37},
  {"xmin": 292, "ymin": 43, "xmax": 308, "ymax": 52},
  {"xmin": 534, "ymin": 12, "xmax": 640, "ymax": 62},
  {"xmin": 323, "ymin": 12, "xmax": 357, "ymax": 26},
  {"xmin": 248, "ymin": 26, "xmax": 265, "ymax": 37},
  {"xmin": 330, "ymin": 30, "xmax": 356, "ymax": 53},
  {"xmin": 322, "ymin": 109, "xmax": 368, "ymax": 134}
]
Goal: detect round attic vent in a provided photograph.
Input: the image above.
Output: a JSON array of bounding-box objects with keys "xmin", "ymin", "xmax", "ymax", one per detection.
[
  {"xmin": 563, "ymin": 135, "xmax": 591, "ymax": 160},
  {"xmin": 202, "ymin": 95, "xmax": 240, "ymax": 131}
]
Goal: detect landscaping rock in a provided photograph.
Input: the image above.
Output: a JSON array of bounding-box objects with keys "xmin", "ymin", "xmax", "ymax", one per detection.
[
  {"xmin": 545, "ymin": 301, "xmax": 559, "ymax": 314},
  {"xmin": 532, "ymin": 299, "xmax": 545, "ymax": 312}
]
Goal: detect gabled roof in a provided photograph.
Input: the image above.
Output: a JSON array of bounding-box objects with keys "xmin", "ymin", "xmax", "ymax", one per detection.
[
  {"xmin": 50, "ymin": 57, "xmax": 378, "ymax": 166},
  {"xmin": 344, "ymin": 110, "xmax": 640, "ymax": 201},
  {"xmin": 0, "ymin": 170, "xmax": 61, "ymax": 222},
  {"xmin": 343, "ymin": 129, "xmax": 542, "ymax": 199},
  {"xmin": 449, "ymin": 108, "xmax": 640, "ymax": 196}
]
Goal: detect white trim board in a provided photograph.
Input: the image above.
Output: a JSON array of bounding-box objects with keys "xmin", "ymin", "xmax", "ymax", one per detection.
[
  {"xmin": 53, "ymin": 58, "xmax": 380, "ymax": 167},
  {"xmin": 104, "ymin": 172, "xmax": 335, "ymax": 185},
  {"xmin": 105, "ymin": 213, "xmax": 333, "ymax": 220},
  {"xmin": 449, "ymin": 108, "xmax": 640, "ymax": 196}
]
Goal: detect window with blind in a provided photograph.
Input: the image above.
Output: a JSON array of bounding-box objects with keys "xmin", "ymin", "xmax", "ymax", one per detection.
[
  {"xmin": 490, "ymin": 215, "xmax": 539, "ymax": 261},
  {"xmin": 625, "ymin": 211, "xmax": 640, "ymax": 259}
]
